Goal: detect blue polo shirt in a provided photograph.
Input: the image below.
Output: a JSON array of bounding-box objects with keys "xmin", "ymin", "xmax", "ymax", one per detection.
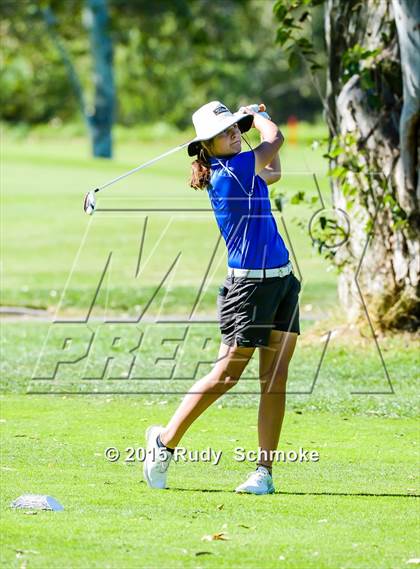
[{"xmin": 207, "ymin": 150, "xmax": 289, "ymax": 269}]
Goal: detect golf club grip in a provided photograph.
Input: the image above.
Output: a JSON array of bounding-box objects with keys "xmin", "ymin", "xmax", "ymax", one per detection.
[
  {"xmin": 253, "ymin": 103, "xmax": 271, "ymax": 120},
  {"xmin": 240, "ymin": 104, "xmax": 271, "ymax": 121}
]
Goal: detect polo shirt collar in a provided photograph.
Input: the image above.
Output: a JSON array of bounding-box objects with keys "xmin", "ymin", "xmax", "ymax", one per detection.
[{"xmin": 210, "ymin": 153, "xmax": 239, "ymax": 167}]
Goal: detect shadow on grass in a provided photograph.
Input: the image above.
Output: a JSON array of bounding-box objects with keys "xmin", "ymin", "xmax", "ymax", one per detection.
[{"xmin": 166, "ymin": 487, "xmax": 420, "ymax": 498}]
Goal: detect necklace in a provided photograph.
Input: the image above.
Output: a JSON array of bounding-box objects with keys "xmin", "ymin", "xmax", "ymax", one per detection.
[
  {"xmin": 213, "ymin": 157, "xmax": 255, "ymax": 254},
  {"xmin": 213, "ymin": 158, "xmax": 255, "ymax": 211}
]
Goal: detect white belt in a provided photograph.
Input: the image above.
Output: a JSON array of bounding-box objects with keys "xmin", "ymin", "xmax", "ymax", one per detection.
[{"xmin": 228, "ymin": 261, "xmax": 293, "ymax": 279}]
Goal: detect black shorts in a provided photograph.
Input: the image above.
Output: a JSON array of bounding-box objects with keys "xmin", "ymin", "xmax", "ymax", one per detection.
[{"xmin": 216, "ymin": 272, "xmax": 301, "ymax": 348}]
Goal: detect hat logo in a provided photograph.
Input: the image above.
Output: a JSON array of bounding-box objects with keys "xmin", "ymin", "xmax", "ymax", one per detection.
[{"xmin": 213, "ymin": 104, "xmax": 229, "ymax": 116}]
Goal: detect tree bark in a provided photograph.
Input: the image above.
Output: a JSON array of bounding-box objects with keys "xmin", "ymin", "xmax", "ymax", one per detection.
[
  {"xmin": 324, "ymin": 0, "xmax": 419, "ymax": 330},
  {"xmin": 84, "ymin": 0, "xmax": 115, "ymax": 158},
  {"xmin": 392, "ymin": 0, "xmax": 420, "ymax": 203},
  {"xmin": 42, "ymin": 1, "xmax": 115, "ymax": 158}
]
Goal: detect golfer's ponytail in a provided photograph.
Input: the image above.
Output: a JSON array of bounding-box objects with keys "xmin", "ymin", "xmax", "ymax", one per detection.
[{"xmin": 190, "ymin": 146, "xmax": 212, "ymax": 190}]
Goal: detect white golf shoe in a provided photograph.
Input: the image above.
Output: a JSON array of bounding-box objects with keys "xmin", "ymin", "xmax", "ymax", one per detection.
[
  {"xmin": 235, "ymin": 466, "xmax": 275, "ymax": 495},
  {"xmin": 143, "ymin": 425, "xmax": 173, "ymax": 489}
]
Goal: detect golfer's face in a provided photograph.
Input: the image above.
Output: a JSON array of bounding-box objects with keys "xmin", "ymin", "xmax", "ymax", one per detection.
[{"xmin": 213, "ymin": 123, "xmax": 241, "ymax": 156}]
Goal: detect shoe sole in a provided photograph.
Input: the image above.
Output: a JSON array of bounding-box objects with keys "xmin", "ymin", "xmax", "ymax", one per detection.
[
  {"xmin": 143, "ymin": 426, "xmax": 161, "ymax": 488},
  {"xmin": 235, "ymin": 487, "xmax": 275, "ymax": 495}
]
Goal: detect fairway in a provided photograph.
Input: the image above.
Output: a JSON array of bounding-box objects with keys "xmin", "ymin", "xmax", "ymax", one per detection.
[
  {"xmin": 1, "ymin": 399, "xmax": 418, "ymax": 568},
  {"xmin": 1, "ymin": 318, "xmax": 419, "ymax": 567},
  {"xmin": 1, "ymin": 132, "xmax": 419, "ymax": 568}
]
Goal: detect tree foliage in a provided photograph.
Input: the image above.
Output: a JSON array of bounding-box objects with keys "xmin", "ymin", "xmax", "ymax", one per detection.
[{"xmin": 0, "ymin": 0, "xmax": 325, "ymax": 127}]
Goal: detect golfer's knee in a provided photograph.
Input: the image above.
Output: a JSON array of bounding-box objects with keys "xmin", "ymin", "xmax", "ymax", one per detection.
[
  {"xmin": 211, "ymin": 368, "xmax": 241, "ymax": 390},
  {"xmin": 260, "ymin": 368, "xmax": 288, "ymax": 392}
]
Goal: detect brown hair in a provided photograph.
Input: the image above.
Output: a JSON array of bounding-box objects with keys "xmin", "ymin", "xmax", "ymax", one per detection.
[{"xmin": 190, "ymin": 142, "xmax": 213, "ymax": 190}]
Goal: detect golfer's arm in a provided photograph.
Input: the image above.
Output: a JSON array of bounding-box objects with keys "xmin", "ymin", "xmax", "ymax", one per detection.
[
  {"xmin": 258, "ymin": 135, "xmax": 281, "ymax": 185},
  {"xmin": 253, "ymin": 114, "xmax": 284, "ymax": 177}
]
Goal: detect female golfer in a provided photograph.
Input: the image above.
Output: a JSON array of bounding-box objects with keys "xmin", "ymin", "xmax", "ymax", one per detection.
[{"xmin": 143, "ymin": 101, "xmax": 301, "ymax": 495}]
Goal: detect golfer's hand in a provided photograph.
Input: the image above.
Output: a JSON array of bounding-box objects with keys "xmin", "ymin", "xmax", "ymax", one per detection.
[
  {"xmin": 238, "ymin": 104, "xmax": 257, "ymax": 119},
  {"xmin": 238, "ymin": 104, "xmax": 269, "ymax": 126}
]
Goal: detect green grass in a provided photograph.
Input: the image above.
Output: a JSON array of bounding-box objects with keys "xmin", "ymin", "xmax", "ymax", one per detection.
[
  {"xmin": 1, "ymin": 322, "xmax": 419, "ymax": 419},
  {"xmin": 2, "ymin": 127, "xmax": 419, "ymax": 568},
  {"xmin": 1, "ymin": 398, "xmax": 419, "ymax": 569}
]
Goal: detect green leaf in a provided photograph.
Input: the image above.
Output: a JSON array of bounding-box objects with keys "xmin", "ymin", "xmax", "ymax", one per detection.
[
  {"xmin": 309, "ymin": 61, "xmax": 323, "ymax": 72},
  {"xmin": 329, "ymin": 166, "xmax": 347, "ymax": 178},
  {"xmin": 274, "ymin": 196, "xmax": 283, "ymax": 212},
  {"xmin": 296, "ymin": 37, "xmax": 313, "ymax": 49},
  {"xmin": 276, "ymin": 28, "xmax": 291, "ymax": 44},
  {"xmin": 288, "ymin": 50, "xmax": 300, "ymax": 69},
  {"xmin": 299, "ymin": 11, "xmax": 310, "ymax": 22},
  {"xmin": 290, "ymin": 191, "xmax": 306, "ymax": 204},
  {"xmin": 329, "ymin": 146, "xmax": 344, "ymax": 158},
  {"xmin": 365, "ymin": 219, "xmax": 374, "ymax": 234}
]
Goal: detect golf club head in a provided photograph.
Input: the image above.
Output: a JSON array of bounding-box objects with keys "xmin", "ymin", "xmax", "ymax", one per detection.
[{"xmin": 83, "ymin": 191, "xmax": 96, "ymax": 215}]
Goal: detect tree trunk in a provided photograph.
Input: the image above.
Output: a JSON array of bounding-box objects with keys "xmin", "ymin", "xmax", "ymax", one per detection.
[
  {"xmin": 324, "ymin": 0, "xmax": 419, "ymax": 330},
  {"xmin": 84, "ymin": 0, "xmax": 115, "ymax": 158}
]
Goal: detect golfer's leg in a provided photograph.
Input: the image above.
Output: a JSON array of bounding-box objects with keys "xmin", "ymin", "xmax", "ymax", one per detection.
[
  {"xmin": 160, "ymin": 342, "xmax": 254, "ymax": 448},
  {"xmin": 257, "ymin": 330, "xmax": 298, "ymax": 468}
]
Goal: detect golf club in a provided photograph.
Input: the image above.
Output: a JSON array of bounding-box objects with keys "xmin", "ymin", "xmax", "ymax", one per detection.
[
  {"xmin": 82, "ymin": 104, "xmax": 269, "ymax": 215},
  {"xmin": 83, "ymin": 141, "xmax": 191, "ymax": 215}
]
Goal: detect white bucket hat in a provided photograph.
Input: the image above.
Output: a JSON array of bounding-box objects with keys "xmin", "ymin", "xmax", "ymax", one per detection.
[{"xmin": 187, "ymin": 100, "xmax": 254, "ymax": 156}]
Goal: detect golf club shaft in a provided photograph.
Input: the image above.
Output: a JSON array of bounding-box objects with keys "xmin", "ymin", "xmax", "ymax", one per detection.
[
  {"xmin": 95, "ymin": 141, "xmax": 191, "ymax": 193},
  {"xmin": 94, "ymin": 104, "xmax": 265, "ymax": 194}
]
